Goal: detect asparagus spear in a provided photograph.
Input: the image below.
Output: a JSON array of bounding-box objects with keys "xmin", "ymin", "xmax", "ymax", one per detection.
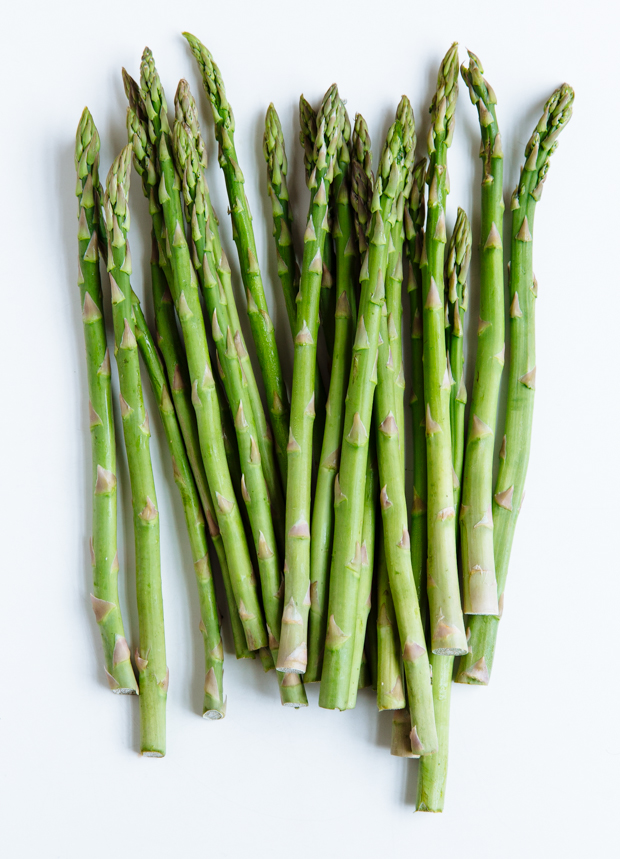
[
  {"xmin": 75, "ymin": 110, "xmax": 138, "ymax": 695},
  {"xmin": 422, "ymin": 44, "xmax": 468, "ymax": 655},
  {"xmin": 320, "ymin": 107, "xmax": 418, "ymax": 712},
  {"xmin": 263, "ymin": 104, "xmax": 299, "ymax": 335},
  {"xmin": 405, "ymin": 158, "xmax": 428, "ymax": 618},
  {"xmin": 376, "ymin": 531, "xmax": 406, "ymax": 711},
  {"xmin": 459, "ymin": 52, "xmax": 504, "ymax": 615},
  {"xmin": 416, "ymin": 652, "xmax": 453, "ymax": 810},
  {"xmin": 457, "ymin": 83, "xmax": 574, "ymax": 684},
  {"xmin": 172, "ymin": 103, "xmax": 306, "ymax": 707},
  {"xmin": 132, "ymin": 295, "xmax": 225, "ymax": 718},
  {"xmin": 184, "ymin": 33, "xmax": 290, "ymax": 484},
  {"xmin": 445, "ymin": 208, "xmax": 472, "ymax": 510},
  {"xmin": 306, "ymin": 112, "xmax": 358, "ymax": 682},
  {"xmin": 347, "ymin": 438, "xmax": 378, "ymax": 706},
  {"xmin": 277, "ymin": 86, "xmax": 345, "ymax": 674},
  {"xmin": 104, "ymin": 145, "xmax": 167, "ymax": 756},
  {"xmin": 175, "ymin": 83, "xmax": 285, "ymax": 534},
  {"xmin": 126, "ymin": 50, "xmax": 266, "ymax": 652}
]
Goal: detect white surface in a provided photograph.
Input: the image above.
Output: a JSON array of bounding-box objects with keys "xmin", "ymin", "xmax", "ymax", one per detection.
[{"xmin": 1, "ymin": 1, "xmax": 618, "ymax": 855}]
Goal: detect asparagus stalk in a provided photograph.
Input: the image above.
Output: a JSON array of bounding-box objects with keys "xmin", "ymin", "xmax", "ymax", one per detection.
[
  {"xmin": 306, "ymin": 112, "xmax": 358, "ymax": 682},
  {"xmin": 184, "ymin": 33, "xmax": 290, "ymax": 484},
  {"xmin": 320, "ymin": 107, "xmax": 418, "ymax": 712},
  {"xmin": 132, "ymin": 296, "xmax": 225, "ymax": 717},
  {"xmin": 416, "ymin": 652, "xmax": 453, "ymax": 810},
  {"xmin": 263, "ymin": 104, "xmax": 299, "ymax": 335},
  {"xmin": 376, "ymin": 532, "xmax": 405, "ymax": 711},
  {"xmin": 405, "ymin": 158, "xmax": 428, "ymax": 617},
  {"xmin": 458, "ymin": 53, "xmax": 504, "ymax": 615},
  {"xmin": 422, "ymin": 44, "xmax": 468, "ymax": 655},
  {"xmin": 457, "ymin": 83, "xmax": 574, "ymax": 684},
  {"xmin": 446, "ymin": 208, "xmax": 472, "ymax": 510},
  {"xmin": 172, "ymin": 102, "xmax": 306, "ymax": 707},
  {"xmin": 126, "ymin": 50, "xmax": 266, "ymax": 652},
  {"xmin": 175, "ymin": 83, "xmax": 285, "ymax": 534},
  {"xmin": 104, "ymin": 145, "xmax": 167, "ymax": 756},
  {"xmin": 347, "ymin": 439, "xmax": 378, "ymax": 706},
  {"xmin": 391, "ymin": 705, "xmax": 419, "ymax": 757},
  {"xmin": 75, "ymin": 110, "xmax": 138, "ymax": 695},
  {"xmin": 277, "ymin": 86, "xmax": 344, "ymax": 674}
]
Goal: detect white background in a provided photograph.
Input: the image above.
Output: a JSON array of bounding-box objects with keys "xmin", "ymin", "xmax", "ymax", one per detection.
[{"xmin": 1, "ymin": 1, "xmax": 618, "ymax": 855}]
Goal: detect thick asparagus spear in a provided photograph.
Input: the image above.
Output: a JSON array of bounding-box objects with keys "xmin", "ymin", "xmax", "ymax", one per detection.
[
  {"xmin": 422, "ymin": 44, "xmax": 468, "ymax": 655},
  {"xmin": 457, "ymin": 83, "xmax": 574, "ymax": 684},
  {"xmin": 306, "ymin": 112, "xmax": 358, "ymax": 682},
  {"xmin": 459, "ymin": 52, "xmax": 504, "ymax": 615},
  {"xmin": 75, "ymin": 110, "xmax": 138, "ymax": 695},
  {"xmin": 126, "ymin": 50, "xmax": 266, "ymax": 652},
  {"xmin": 405, "ymin": 158, "xmax": 428, "ymax": 616},
  {"xmin": 320, "ymin": 108, "xmax": 417, "ymax": 711},
  {"xmin": 277, "ymin": 86, "xmax": 344, "ymax": 674},
  {"xmin": 104, "ymin": 145, "xmax": 167, "ymax": 756},
  {"xmin": 446, "ymin": 208, "xmax": 472, "ymax": 510},
  {"xmin": 416, "ymin": 653, "xmax": 453, "ymax": 810},
  {"xmin": 172, "ymin": 106, "xmax": 306, "ymax": 707},
  {"xmin": 132, "ymin": 296, "xmax": 225, "ymax": 718},
  {"xmin": 175, "ymin": 83, "xmax": 285, "ymax": 533},
  {"xmin": 184, "ymin": 33, "xmax": 290, "ymax": 484}
]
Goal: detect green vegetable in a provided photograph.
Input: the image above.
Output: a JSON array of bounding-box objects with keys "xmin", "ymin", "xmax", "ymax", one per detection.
[
  {"xmin": 75, "ymin": 109, "xmax": 138, "ymax": 696},
  {"xmin": 457, "ymin": 82, "xmax": 574, "ymax": 684},
  {"xmin": 104, "ymin": 145, "xmax": 167, "ymax": 756},
  {"xmin": 278, "ymin": 85, "xmax": 344, "ymax": 674},
  {"xmin": 184, "ymin": 33, "xmax": 290, "ymax": 484},
  {"xmin": 459, "ymin": 52, "xmax": 503, "ymax": 615}
]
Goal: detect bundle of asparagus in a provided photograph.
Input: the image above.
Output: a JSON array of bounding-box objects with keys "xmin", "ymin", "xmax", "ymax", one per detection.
[{"xmin": 75, "ymin": 35, "xmax": 573, "ymax": 807}]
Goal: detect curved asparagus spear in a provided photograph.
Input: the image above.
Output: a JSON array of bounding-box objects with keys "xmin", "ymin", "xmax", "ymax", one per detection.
[
  {"xmin": 127, "ymin": 50, "xmax": 266, "ymax": 652},
  {"xmin": 306, "ymin": 113, "xmax": 358, "ymax": 682},
  {"xmin": 278, "ymin": 86, "xmax": 345, "ymax": 674},
  {"xmin": 75, "ymin": 111, "xmax": 138, "ymax": 695},
  {"xmin": 459, "ymin": 52, "xmax": 504, "ymax": 615},
  {"xmin": 184, "ymin": 33, "xmax": 290, "ymax": 483},
  {"xmin": 132, "ymin": 295, "xmax": 225, "ymax": 718},
  {"xmin": 457, "ymin": 83, "xmax": 574, "ymax": 684},
  {"xmin": 405, "ymin": 158, "xmax": 428, "ymax": 616},
  {"xmin": 104, "ymin": 145, "xmax": 167, "ymax": 756},
  {"xmin": 446, "ymin": 208, "xmax": 472, "ymax": 509},
  {"xmin": 422, "ymin": 43, "xmax": 468, "ymax": 655},
  {"xmin": 175, "ymin": 83, "xmax": 284, "ymax": 533},
  {"xmin": 320, "ymin": 109, "xmax": 416, "ymax": 711},
  {"xmin": 172, "ymin": 112, "xmax": 306, "ymax": 707},
  {"xmin": 263, "ymin": 104, "xmax": 299, "ymax": 334}
]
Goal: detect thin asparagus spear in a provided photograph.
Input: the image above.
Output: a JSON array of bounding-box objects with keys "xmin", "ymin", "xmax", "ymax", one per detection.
[
  {"xmin": 132, "ymin": 296, "xmax": 225, "ymax": 718},
  {"xmin": 172, "ymin": 109, "xmax": 306, "ymax": 707},
  {"xmin": 306, "ymin": 112, "xmax": 358, "ymax": 682},
  {"xmin": 263, "ymin": 104, "xmax": 299, "ymax": 335},
  {"xmin": 184, "ymin": 33, "xmax": 290, "ymax": 484},
  {"xmin": 176, "ymin": 83, "xmax": 285, "ymax": 534},
  {"xmin": 459, "ymin": 52, "xmax": 504, "ymax": 615},
  {"xmin": 457, "ymin": 83, "xmax": 574, "ymax": 684},
  {"xmin": 405, "ymin": 158, "xmax": 428, "ymax": 616},
  {"xmin": 75, "ymin": 110, "xmax": 138, "ymax": 695},
  {"xmin": 376, "ymin": 531, "xmax": 405, "ymax": 711},
  {"xmin": 320, "ymin": 226, "xmax": 337, "ymax": 358},
  {"xmin": 385, "ymin": 186, "xmax": 406, "ymax": 476},
  {"xmin": 126, "ymin": 51, "xmax": 266, "ymax": 652},
  {"xmin": 320, "ymin": 107, "xmax": 418, "ymax": 712},
  {"xmin": 276, "ymin": 86, "xmax": 344, "ymax": 674},
  {"xmin": 391, "ymin": 705, "xmax": 418, "ymax": 757},
  {"xmin": 446, "ymin": 208, "xmax": 472, "ymax": 509},
  {"xmin": 422, "ymin": 44, "xmax": 468, "ymax": 655},
  {"xmin": 104, "ymin": 145, "xmax": 166, "ymax": 756},
  {"xmin": 347, "ymin": 438, "xmax": 378, "ymax": 706}
]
